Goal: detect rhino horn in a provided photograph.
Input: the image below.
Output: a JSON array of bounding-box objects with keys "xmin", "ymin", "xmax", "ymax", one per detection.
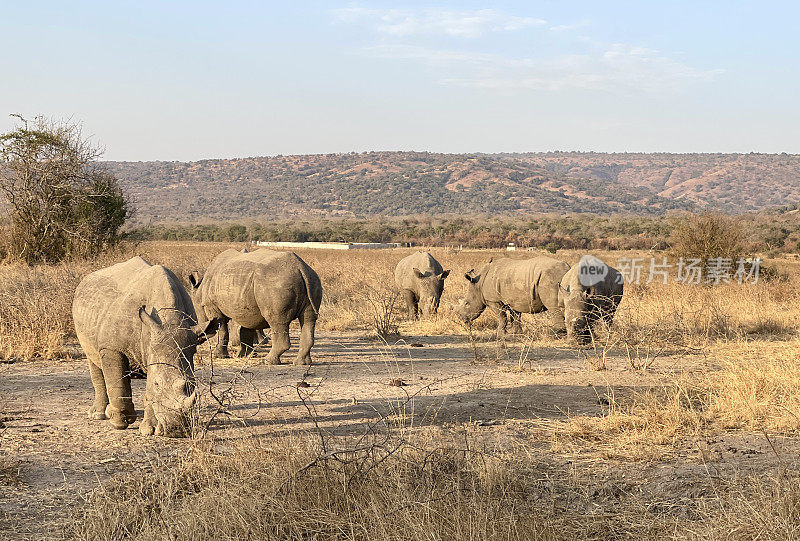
[
  {"xmin": 193, "ymin": 318, "xmax": 221, "ymax": 344},
  {"xmin": 173, "ymin": 378, "xmax": 188, "ymax": 393},
  {"xmin": 413, "ymin": 267, "xmax": 430, "ymax": 279},
  {"xmin": 183, "ymin": 390, "xmax": 198, "ymax": 410},
  {"xmin": 139, "ymin": 306, "xmax": 162, "ymax": 331}
]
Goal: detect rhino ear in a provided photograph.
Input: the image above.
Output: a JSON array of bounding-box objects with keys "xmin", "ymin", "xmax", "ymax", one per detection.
[
  {"xmin": 413, "ymin": 267, "xmax": 428, "ymax": 279},
  {"xmin": 188, "ymin": 271, "xmax": 202, "ymax": 289},
  {"xmin": 439, "ymin": 270, "xmax": 450, "ymax": 280},
  {"xmin": 139, "ymin": 306, "xmax": 162, "ymax": 331},
  {"xmin": 241, "ymin": 247, "xmax": 249, "ymax": 253},
  {"xmin": 193, "ymin": 318, "xmax": 221, "ymax": 345}
]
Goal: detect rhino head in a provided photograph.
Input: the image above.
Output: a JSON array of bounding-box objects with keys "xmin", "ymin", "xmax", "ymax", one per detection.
[
  {"xmin": 561, "ymin": 284, "xmax": 592, "ymax": 345},
  {"xmin": 138, "ymin": 306, "xmax": 218, "ymax": 437},
  {"xmin": 453, "ymin": 268, "xmax": 487, "ymax": 324},
  {"xmin": 562, "ymin": 256, "xmax": 612, "ymax": 345},
  {"xmin": 413, "ymin": 267, "xmax": 450, "ymax": 317}
]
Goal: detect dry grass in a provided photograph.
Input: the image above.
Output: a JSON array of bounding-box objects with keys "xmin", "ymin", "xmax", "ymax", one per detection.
[
  {"xmin": 689, "ymin": 470, "xmax": 800, "ymax": 540},
  {"xmin": 70, "ymin": 431, "xmax": 800, "ymax": 541},
  {"xmin": 552, "ymin": 381, "xmax": 708, "ymax": 461},
  {"xmin": 0, "ymin": 263, "xmax": 83, "ymax": 360},
  {"xmin": 552, "ymin": 340, "xmax": 800, "ymax": 462},
  {"xmin": 71, "ymin": 433, "xmax": 685, "ymax": 541},
  {"xmin": 706, "ymin": 342, "xmax": 800, "ymax": 432}
]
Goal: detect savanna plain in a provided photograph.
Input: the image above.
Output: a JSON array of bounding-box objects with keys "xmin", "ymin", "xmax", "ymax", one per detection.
[{"xmin": 2, "ymin": 241, "xmax": 800, "ymax": 540}]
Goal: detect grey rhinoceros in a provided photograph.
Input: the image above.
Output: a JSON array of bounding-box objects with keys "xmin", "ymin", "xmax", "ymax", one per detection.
[
  {"xmin": 394, "ymin": 251, "xmax": 450, "ymax": 319},
  {"xmin": 454, "ymin": 256, "xmax": 570, "ymax": 336},
  {"xmin": 72, "ymin": 257, "xmax": 219, "ymax": 437},
  {"xmin": 558, "ymin": 255, "xmax": 624, "ymax": 344},
  {"xmin": 187, "ymin": 248, "xmax": 322, "ymax": 365}
]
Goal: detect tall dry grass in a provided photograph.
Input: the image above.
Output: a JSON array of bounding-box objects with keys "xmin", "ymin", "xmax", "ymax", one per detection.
[
  {"xmin": 70, "ymin": 431, "xmax": 800, "ymax": 541},
  {"xmin": 72, "ymin": 433, "xmax": 689, "ymax": 541},
  {"xmin": 0, "ymin": 263, "xmax": 83, "ymax": 360}
]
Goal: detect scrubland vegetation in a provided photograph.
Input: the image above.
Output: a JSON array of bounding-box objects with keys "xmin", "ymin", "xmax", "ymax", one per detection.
[
  {"xmin": 106, "ymin": 151, "xmax": 800, "ymax": 222},
  {"xmin": 129, "ymin": 209, "xmax": 800, "ymax": 255},
  {"xmin": 2, "ymin": 237, "xmax": 800, "ymax": 539}
]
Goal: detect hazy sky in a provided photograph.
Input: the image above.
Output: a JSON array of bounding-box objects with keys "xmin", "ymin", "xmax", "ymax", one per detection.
[{"xmin": 2, "ymin": 1, "xmax": 798, "ymax": 160}]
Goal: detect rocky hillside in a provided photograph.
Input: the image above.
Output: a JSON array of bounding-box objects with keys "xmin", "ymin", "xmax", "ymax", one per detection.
[{"xmin": 104, "ymin": 152, "xmax": 800, "ymax": 223}]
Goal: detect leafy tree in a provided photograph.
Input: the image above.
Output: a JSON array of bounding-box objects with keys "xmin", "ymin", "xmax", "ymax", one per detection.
[
  {"xmin": 0, "ymin": 115, "xmax": 130, "ymax": 263},
  {"xmin": 669, "ymin": 212, "xmax": 744, "ymax": 262}
]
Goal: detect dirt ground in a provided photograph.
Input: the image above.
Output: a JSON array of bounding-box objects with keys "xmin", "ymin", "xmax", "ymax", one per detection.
[{"xmin": 2, "ymin": 323, "xmax": 796, "ymax": 540}]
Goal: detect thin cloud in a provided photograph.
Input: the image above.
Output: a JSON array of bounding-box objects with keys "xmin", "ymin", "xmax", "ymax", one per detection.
[
  {"xmin": 335, "ymin": 6, "xmax": 721, "ymax": 94},
  {"xmin": 364, "ymin": 43, "xmax": 723, "ymax": 94},
  {"xmin": 332, "ymin": 6, "xmax": 545, "ymax": 38},
  {"xmin": 548, "ymin": 23, "xmax": 582, "ymax": 32}
]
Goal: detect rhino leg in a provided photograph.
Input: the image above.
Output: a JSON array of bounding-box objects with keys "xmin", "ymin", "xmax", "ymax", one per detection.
[
  {"xmin": 238, "ymin": 327, "xmax": 257, "ymax": 357},
  {"xmin": 99, "ymin": 350, "xmax": 136, "ymax": 430},
  {"xmin": 402, "ymin": 289, "xmax": 418, "ymax": 320},
  {"xmin": 486, "ymin": 302, "xmax": 507, "ymax": 338},
  {"xmin": 599, "ymin": 297, "xmax": 621, "ymax": 328},
  {"xmin": 214, "ymin": 318, "xmax": 231, "ymax": 359},
  {"xmin": 266, "ymin": 323, "xmax": 290, "ymax": 365},
  {"xmin": 508, "ymin": 310, "xmax": 523, "ymax": 335},
  {"xmin": 550, "ymin": 311, "xmax": 567, "ymax": 335},
  {"xmin": 87, "ymin": 359, "xmax": 109, "ymax": 420},
  {"xmin": 544, "ymin": 301, "xmax": 567, "ymax": 335},
  {"xmin": 294, "ymin": 307, "xmax": 316, "ymax": 366},
  {"xmin": 139, "ymin": 404, "xmax": 156, "ymax": 436}
]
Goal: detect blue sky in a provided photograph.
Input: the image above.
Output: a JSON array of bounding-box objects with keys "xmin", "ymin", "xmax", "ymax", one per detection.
[{"xmin": 1, "ymin": 1, "xmax": 797, "ymax": 160}]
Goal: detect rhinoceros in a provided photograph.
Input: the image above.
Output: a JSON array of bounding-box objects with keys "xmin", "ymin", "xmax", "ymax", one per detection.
[
  {"xmin": 454, "ymin": 256, "xmax": 570, "ymax": 336},
  {"xmin": 72, "ymin": 257, "xmax": 219, "ymax": 436},
  {"xmin": 394, "ymin": 251, "xmax": 450, "ymax": 319},
  {"xmin": 558, "ymin": 255, "xmax": 624, "ymax": 344},
  {"xmin": 188, "ymin": 248, "xmax": 322, "ymax": 365}
]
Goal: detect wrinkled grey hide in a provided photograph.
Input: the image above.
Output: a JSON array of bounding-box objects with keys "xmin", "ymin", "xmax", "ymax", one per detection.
[
  {"xmin": 188, "ymin": 248, "xmax": 322, "ymax": 365},
  {"xmin": 394, "ymin": 251, "xmax": 450, "ymax": 319},
  {"xmin": 72, "ymin": 257, "xmax": 219, "ymax": 437},
  {"xmin": 454, "ymin": 256, "xmax": 570, "ymax": 336},
  {"xmin": 558, "ymin": 256, "xmax": 624, "ymax": 344}
]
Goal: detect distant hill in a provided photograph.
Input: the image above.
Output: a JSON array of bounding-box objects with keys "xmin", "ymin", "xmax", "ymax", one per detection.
[{"xmin": 104, "ymin": 152, "xmax": 800, "ymax": 224}]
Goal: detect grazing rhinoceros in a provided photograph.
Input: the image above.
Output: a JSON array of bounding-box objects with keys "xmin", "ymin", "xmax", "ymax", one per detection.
[
  {"xmin": 72, "ymin": 257, "xmax": 219, "ymax": 437},
  {"xmin": 454, "ymin": 256, "xmax": 570, "ymax": 336},
  {"xmin": 558, "ymin": 255, "xmax": 624, "ymax": 344},
  {"xmin": 187, "ymin": 248, "xmax": 322, "ymax": 365},
  {"xmin": 394, "ymin": 251, "xmax": 450, "ymax": 319},
  {"xmin": 220, "ymin": 247, "xmax": 268, "ymax": 354}
]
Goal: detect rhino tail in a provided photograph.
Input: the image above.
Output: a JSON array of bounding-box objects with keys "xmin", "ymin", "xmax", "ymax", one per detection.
[{"xmin": 298, "ymin": 264, "xmax": 321, "ymax": 316}]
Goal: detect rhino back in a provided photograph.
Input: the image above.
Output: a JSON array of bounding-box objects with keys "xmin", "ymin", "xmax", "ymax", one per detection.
[
  {"xmin": 597, "ymin": 266, "xmax": 623, "ymax": 298},
  {"xmin": 480, "ymin": 257, "xmax": 568, "ymax": 312},
  {"xmin": 394, "ymin": 251, "xmax": 442, "ymax": 291},
  {"xmin": 202, "ymin": 249, "xmax": 316, "ymax": 327},
  {"xmin": 561, "ymin": 259, "xmax": 623, "ymax": 297}
]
